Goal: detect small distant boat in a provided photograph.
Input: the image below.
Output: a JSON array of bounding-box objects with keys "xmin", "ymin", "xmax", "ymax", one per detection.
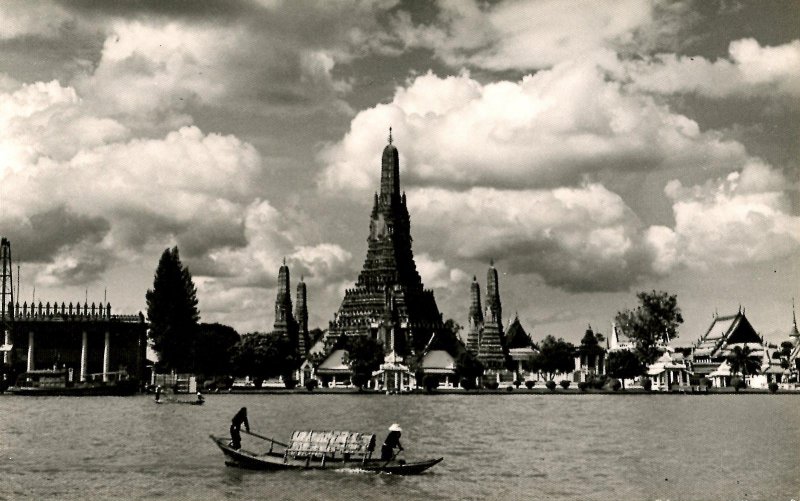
[
  {"xmin": 8, "ymin": 369, "xmax": 138, "ymax": 396},
  {"xmin": 209, "ymin": 430, "xmax": 442, "ymax": 475},
  {"xmin": 155, "ymin": 397, "xmax": 204, "ymax": 405}
]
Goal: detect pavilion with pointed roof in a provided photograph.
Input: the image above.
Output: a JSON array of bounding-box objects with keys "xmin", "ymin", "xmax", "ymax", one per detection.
[
  {"xmin": 504, "ymin": 314, "xmax": 536, "ymax": 381},
  {"xmin": 689, "ymin": 307, "xmax": 765, "ymax": 381}
]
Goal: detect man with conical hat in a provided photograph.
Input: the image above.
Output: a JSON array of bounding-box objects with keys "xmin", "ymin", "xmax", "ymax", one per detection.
[{"xmin": 381, "ymin": 423, "xmax": 404, "ymax": 460}]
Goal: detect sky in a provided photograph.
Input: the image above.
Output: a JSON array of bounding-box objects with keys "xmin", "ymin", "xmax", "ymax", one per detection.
[{"xmin": 0, "ymin": 0, "xmax": 798, "ymax": 348}]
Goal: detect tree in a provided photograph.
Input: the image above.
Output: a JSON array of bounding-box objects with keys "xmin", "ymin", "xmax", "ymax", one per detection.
[
  {"xmin": 146, "ymin": 247, "xmax": 200, "ymax": 372},
  {"xmin": 726, "ymin": 345, "xmax": 761, "ymax": 385},
  {"xmin": 527, "ymin": 335, "xmax": 575, "ymax": 381},
  {"xmin": 779, "ymin": 341, "xmax": 794, "ymax": 358},
  {"xmin": 606, "ymin": 350, "xmax": 645, "ymax": 389},
  {"xmin": 230, "ymin": 332, "xmax": 298, "ymax": 386},
  {"xmin": 194, "ymin": 323, "xmax": 240, "ymax": 377},
  {"xmin": 455, "ymin": 351, "xmax": 484, "ymax": 389},
  {"xmin": 578, "ymin": 328, "xmax": 605, "ymax": 371},
  {"xmin": 343, "ymin": 336, "xmax": 384, "ymax": 389},
  {"xmin": 615, "ymin": 290, "xmax": 683, "ymax": 364}
]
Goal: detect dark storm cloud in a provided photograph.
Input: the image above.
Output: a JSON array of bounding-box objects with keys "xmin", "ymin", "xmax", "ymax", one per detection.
[
  {"xmin": 45, "ymin": 246, "xmax": 115, "ymax": 285},
  {"xmin": 176, "ymin": 220, "xmax": 248, "ymax": 259},
  {"xmin": 7, "ymin": 206, "xmax": 110, "ymax": 263},
  {"xmin": 54, "ymin": 0, "xmax": 257, "ymax": 21},
  {"xmin": 482, "ymin": 239, "xmax": 655, "ymax": 294}
]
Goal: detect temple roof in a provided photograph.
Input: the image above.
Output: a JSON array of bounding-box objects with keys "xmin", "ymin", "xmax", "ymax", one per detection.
[
  {"xmin": 420, "ymin": 350, "xmax": 456, "ymax": 370},
  {"xmin": 505, "ymin": 315, "xmax": 532, "ymax": 349},
  {"xmin": 317, "ymin": 349, "xmax": 350, "ymax": 372},
  {"xmin": 693, "ymin": 311, "xmax": 762, "ymax": 360}
]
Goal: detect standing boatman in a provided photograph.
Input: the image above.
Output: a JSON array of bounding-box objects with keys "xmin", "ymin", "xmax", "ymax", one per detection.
[
  {"xmin": 229, "ymin": 407, "xmax": 250, "ymax": 450},
  {"xmin": 381, "ymin": 423, "xmax": 403, "ymax": 460}
]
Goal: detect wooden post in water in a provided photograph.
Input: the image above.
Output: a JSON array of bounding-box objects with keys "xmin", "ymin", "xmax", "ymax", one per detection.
[
  {"xmin": 26, "ymin": 331, "xmax": 34, "ymax": 371},
  {"xmin": 103, "ymin": 331, "xmax": 110, "ymax": 382},
  {"xmin": 80, "ymin": 331, "xmax": 88, "ymax": 382}
]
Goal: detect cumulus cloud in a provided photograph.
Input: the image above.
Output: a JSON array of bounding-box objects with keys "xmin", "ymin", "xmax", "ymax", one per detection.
[
  {"xmin": 7, "ymin": 206, "xmax": 110, "ymax": 263},
  {"xmin": 648, "ymin": 162, "xmax": 800, "ymax": 271},
  {"xmin": 623, "ymin": 38, "xmax": 800, "ymax": 98},
  {"xmin": 0, "ymin": 74, "xmax": 350, "ymax": 294},
  {"xmin": 319, "ymin": 67, "xmax": 751, "ymax": 194},
  {"xmin": 0, "ymin": 0, "xmax": 73, "ymax": 40},
  {"xmin": 407, "ymin": 185, "xmax": 655, "ymax": 292},
  {"xmin": 392, "ymin": 0, "xmax": 652, "ymax": 70},
  {"xmin": 415, "ymin": 253, "xmax": 469, "ymax": 290}
]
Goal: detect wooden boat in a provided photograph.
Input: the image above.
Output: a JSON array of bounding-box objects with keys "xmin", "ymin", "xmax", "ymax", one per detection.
[
  {"xmin": 209, "ymin": 431, "xmax": 442, "ymax": 475},
  {"xmin": 7, "ymin": 369, "xmax": 138, "ymax": 396},
  {"xmin": 155, "ymin": 397, "xmax": 204, "ymax": 405}
]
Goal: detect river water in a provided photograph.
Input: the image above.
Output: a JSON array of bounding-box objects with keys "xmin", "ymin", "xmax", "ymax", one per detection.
[{"xmin": 1, "ymin": 393, "xmax": 798, "ymax": 501}]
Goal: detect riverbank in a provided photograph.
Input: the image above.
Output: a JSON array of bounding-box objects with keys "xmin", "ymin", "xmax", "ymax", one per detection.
[{"xmin": 215, "ymin": 386, "xmax": 800, "ymax": 395}]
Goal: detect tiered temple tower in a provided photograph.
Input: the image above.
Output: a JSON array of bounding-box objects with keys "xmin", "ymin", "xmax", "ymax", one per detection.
[
  {"xmin": 295, "ymin": 277, "xmax": 309, "ymax": 357},
  {"xmin": 465, "ymin": 262, "xmax": 507, "ymax": 369},
  {"xmin": 466, "ymin": 276, "xmax": 483, "ymax": 354},
  {"xmin": 273, "ymin": 259, "xmax": 298, "ymax": 347},
  {"xmin": 328, "ymin": 130, "xmax": 443, "ymax": 356},
  {"xmin": 477, "ymin": 261, "xmax": 506, "ymax": 369}
]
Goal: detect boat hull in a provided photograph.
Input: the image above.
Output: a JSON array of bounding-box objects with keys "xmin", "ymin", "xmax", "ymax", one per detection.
[{"xmin": 210, "ymin": 436, "xmax": 442, "ymax": 475}]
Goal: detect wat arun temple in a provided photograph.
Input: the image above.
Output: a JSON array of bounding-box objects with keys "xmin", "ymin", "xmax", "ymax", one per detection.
[
  {"xmin": 327, "ymin": 131, "xmax": 444, "ymax": 358},
  {"xmin": 280, "ymin": 131, "xmax": 511, "ymax": 389}
]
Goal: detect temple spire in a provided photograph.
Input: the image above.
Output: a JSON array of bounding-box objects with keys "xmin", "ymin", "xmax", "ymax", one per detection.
[
  {"xmin": 295, "ymin": 277, "xmax": 308, "ymax": 356},
  {"xmin": 791, "ymin": 298, "xmax": 799, "ymax": 338},
  {"xmin": 380, "ymin": 127, "xmax": 400, "ymax": 197}
]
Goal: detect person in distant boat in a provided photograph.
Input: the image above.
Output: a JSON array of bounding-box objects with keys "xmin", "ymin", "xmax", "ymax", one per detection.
[
  {"xmin": 196, "ymin": 391, "xmax": 204, "ymax": 404},
  {"xmin": 229, "ymin": 407, "xmax": 250, "ymax": 450},
  {"xmin": 154, "ymin": 385, "xmax": 161, "ymax": 402},
  {"xmin": 381, "ymin": 423, "xmax": 403, "ymax": 460}
]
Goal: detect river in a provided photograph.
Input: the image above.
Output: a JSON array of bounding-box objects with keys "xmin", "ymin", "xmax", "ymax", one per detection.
[{"xmin": 1, "ymin": 393, "xmax": 798, "ymax": 500}]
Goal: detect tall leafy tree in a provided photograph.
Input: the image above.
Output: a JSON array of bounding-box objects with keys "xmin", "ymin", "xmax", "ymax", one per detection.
[
  {"xmin": 194, "ymin": 323, "xmax": 240, "ymax": 377},
  {"xmin": 527, "ymin": 335, "xmax": 575, "ymax": 381},
  {"xmin": 578, "ymin": 329, "xmax": 605, "ymax": 358},
  {"xmin": 615, "ymin": 290, "xmax": 684, "ymax": 364},
  {"xmin": 606, "ymin": 350, "xmax": 645, "ymax": 389},
  {"xmin": 343, "ymin": 335, "xmax": 385, "ymax": 389},
  {"xmin": 146, "ymin": 247, "xmax": 200, "ymax": 372},
  {"xmin": 726, "ymin": 345, "xmax": 761, "ymax": 382},
  {"xmin": 454, "ymin": 350, "xmax": 484, "ymax": 389},
  {"xmin": 230, "ymin": 332, "xmax": 298, "ymax": 386}
]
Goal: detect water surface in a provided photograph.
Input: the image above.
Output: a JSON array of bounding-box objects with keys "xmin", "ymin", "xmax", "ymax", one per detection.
[{"xmin": 1, "ymin": 393, "xmax": 798, "ymax": 500}]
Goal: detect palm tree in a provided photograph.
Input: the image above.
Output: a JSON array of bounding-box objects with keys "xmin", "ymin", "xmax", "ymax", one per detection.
[{"xmin": 726, "ymin": 345, "xmax": 761, "ymax": 388}]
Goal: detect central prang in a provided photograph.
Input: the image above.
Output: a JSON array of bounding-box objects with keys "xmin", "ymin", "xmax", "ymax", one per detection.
[{"xmin": 328, "ymin": 131, "xmax": 444, "ymax": 358}]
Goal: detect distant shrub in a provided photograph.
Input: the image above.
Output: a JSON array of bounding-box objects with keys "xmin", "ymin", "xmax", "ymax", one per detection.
[
  {"xmin": 525, "ymin": 380, "xmax": 535, "ymax": 390},
  {"xmin": 304, "ymin": 379, "xmax": 318, "ymax": 392},
  {"xmin": 506, "ymin": 385, "xmax": 513, "ymax": 392},
  {"xmin": 460, "ymin": 377, "xmax": 476, "ymax": 390},
  {"xmin": 700, "ymin": 377, "xmax": 712, "ymax": 390},
  {"xmin": 731, "ymin": 377, "xmax": 746, "ymax": 392},
  {"xmin": 352, "ymin": 373, "xmax": 370, "ymax": 389},
  {"xmin": 589, "ymin": 375, "xmax": 608, "ymax": 390},
  {"xmin": 578, "ymin": 381, "xmax": 589, "ymax": 391},
  {"xmin": 284, "ymin": 378, "xmax": 297, "ymax": 389},
  {"xmin": 559, "ymin": 380, "xmax": 571, "ymax": 390},
  {"xmin": 768, "ymin": 382, "xmax": 779, "ymax": 393},
  {"xmin": 609, "ymin": 378, "xmax": 622, "ymax": 391},
  {"xmin": 485, "ymin": 381, "xmax": 500, "ymax": 390},
  {"xmin": 641, "ymin": 377, "xmax": 652, "ymax": 392},
  {"xmin": 423, "ymin": 375, "xmax": 439, "ymax": 393},
  {"xmin": 546, "ymin": 380, "xmax": 556, "ymax": 391},
  {"xmin": 514, "ymin": 379, "xmax": 522, "ymax": 388}
]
